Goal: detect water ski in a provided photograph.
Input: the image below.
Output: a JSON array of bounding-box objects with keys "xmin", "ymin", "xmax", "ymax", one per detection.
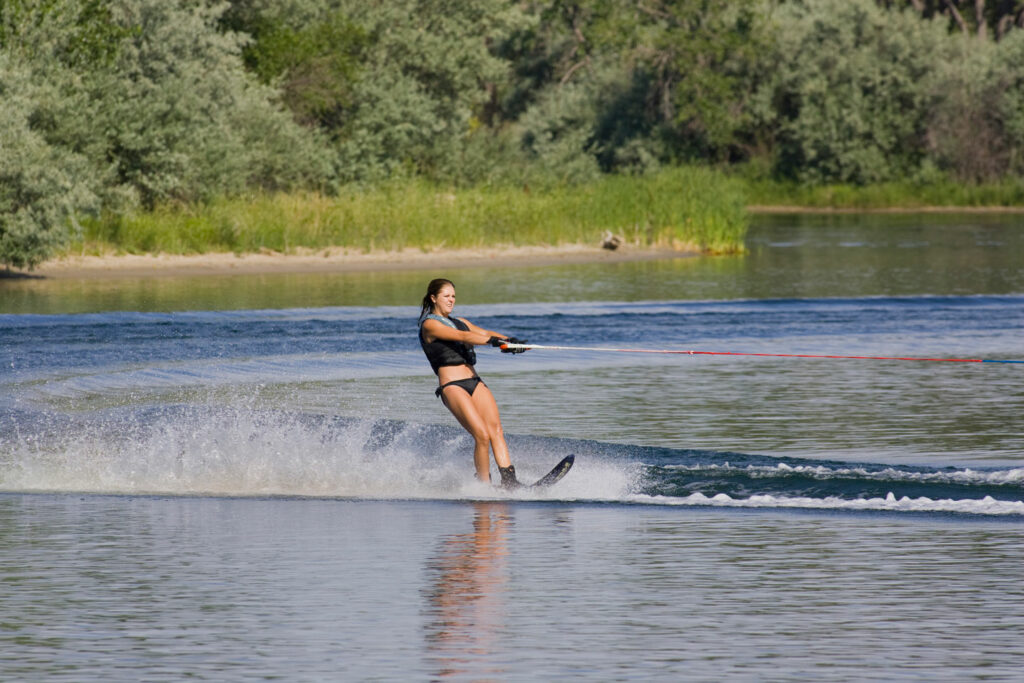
[{"xmin": 531, "ymin": 454, "xmax": 574, "ymax": 488}]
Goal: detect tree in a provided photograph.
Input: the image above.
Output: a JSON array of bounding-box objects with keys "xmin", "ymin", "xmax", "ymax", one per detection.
[
  {"xmin": 90, "ymin": 0, "xmax": 333, "ymax": 207},
  {"xmin": 487, "ymin": 0, "xmax": 772, "ymax": 177},
  {"xmin": 628, "ymin": 0, "xmax": 770, "ymax": 163},
  {"xmin": 926, "ymin": 28, "xmax": 1024, "ymax": 179},
  {"xmin": 0, "ymin": 0, "xmax": 108, "ymax": 269},
  {"xmin": 225, "ymin": 0, "xmax": 533, "ymax": 182},
  {"xmin": 0, "ymin": 55, "xmax": 96, "ymax": 270},
  {"xmin": 221, "ymin": 3, "xmax": 368, "ymax": 131},
  {"xmin": 0, "ymin": 0, "xmax": 333, "ymax": 267},
  {"xmin": 884, "ymin": 0, "xmax": 1024, "ymax": 39},
  {"xmin": 331, "ymin": 0, "xmax": 531, "ymax": 181},
  {"xmin": 754, "ymin": 0, "xmax": 949, "ymax": 183}
]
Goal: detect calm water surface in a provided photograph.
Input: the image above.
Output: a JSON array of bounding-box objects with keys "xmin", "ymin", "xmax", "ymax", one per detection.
[
  {"xmin": 1, "ymin": 213, "xmax": 1022, "ymax": 680},
  {"xmin": 3, "ymin": 496, "xmax": 1021, "ymax": 681},
  {"xmin": 4, "ymin": 212, "xmax": 1024, "ymax": 314}
]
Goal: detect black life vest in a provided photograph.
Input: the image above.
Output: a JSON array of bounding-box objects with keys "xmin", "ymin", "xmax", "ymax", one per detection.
[{"xmin": 419, "ymin": 314, "xmax": 476, "ymax": 375}]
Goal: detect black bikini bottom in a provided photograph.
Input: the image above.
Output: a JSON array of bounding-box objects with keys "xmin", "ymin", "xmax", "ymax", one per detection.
[{"xmin": 435, "ymin": 376, "xmax": 485, "ymax": 398}]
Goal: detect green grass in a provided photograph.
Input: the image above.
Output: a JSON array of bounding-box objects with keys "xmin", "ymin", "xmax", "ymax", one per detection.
[
  {"xmin": 70, "ymin": 167, "xmax": 748, "ymax": 257},
  {"xmin": 64, "ymin": 167, "xmax": 1024, "ymax": 265},
  {"xmin": 742, "ymin": 177, "xmax": 1024, "ymax": 210}
]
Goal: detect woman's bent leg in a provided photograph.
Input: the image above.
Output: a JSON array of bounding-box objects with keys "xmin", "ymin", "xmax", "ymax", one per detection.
[
  {"xmin": 470, "ymin": 385, "xmax": 512, "ymax": 469},
  {"xmin": 441, "ymin": 387, "xmax": 493, "ymax": 481}
]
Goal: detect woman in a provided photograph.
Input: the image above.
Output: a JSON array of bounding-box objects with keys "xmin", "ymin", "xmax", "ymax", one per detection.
[{"xmin": 419, "ymin": 278, "xmax": 528, "ymax": 487}]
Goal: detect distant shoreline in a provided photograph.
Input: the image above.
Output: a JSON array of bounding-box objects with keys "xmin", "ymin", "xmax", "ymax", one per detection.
[
  {"xmin": 15, "ymin": 244, "xmax": 691, "ymax": 281},
  {"xmin": 747, "ymin": 204, "xmax": 1024, "ymax": 214},
  {"xmin": 8, "ymin": 204, "xmax": 1024, "ymax": 280}
]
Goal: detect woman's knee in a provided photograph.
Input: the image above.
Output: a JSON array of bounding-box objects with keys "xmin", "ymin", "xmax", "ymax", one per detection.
[
  {"xmin": 465, "ymin": 424, "xmax": 491, "ymax": 446},
  {"xmin": 486, "ymin": 423, "xmax": 504, "ymax": 442},
  {"xmin": 480, "ymin": 413, "xmax": 503, "ymax": 437}
]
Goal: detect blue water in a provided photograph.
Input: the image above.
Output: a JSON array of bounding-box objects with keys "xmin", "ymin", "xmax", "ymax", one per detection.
[
  {"xmin": 3, "ymin": 296, "xmax": 1022, "ymax": 512},
  {"xmin": 2, "ymin": 215, "xmax": 1023, "ymax": 680}
]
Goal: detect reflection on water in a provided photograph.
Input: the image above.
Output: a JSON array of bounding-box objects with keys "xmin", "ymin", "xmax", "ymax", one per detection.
[
  {"xmin": 1, "ymin": 486, "xmax": 1021, "ymax": 679},
  {"xmin": 3, "ymin": 212, "xmax": 1023, "ymax": 314},
  {"xmin": 0, "ymin": 268, "xmax": 425, "ymax": 314},
  {"xmin": 742, "ymin": 212, "xmax": 1024, "ymax": 299},
  {"xmin": 423, "ymin": 503, "xmax": 511, "ymax": 680}
]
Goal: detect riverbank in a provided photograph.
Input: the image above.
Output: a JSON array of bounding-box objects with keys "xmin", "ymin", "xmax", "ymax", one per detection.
[
  {"xmin": 67, "ymin": 169, "xmax": 744, "ymax": 263},
  {"xmin": 11, "ymin": 202, "xmax": 1024, "ymax": 280},
  {"xmin": 748, "ymin": 205, "xmax": 1024, "ymax": 214},
  {"xmin": 15, "ymin": 243, "xmax": 689, "ymax": 280},
  {"xmin": 742, "ymin": 176, "xmax": 1024, "ymax": 210}
]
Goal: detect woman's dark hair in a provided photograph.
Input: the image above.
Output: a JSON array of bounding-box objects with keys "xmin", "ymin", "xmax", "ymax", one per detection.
[{"xmin": 420, "ymin": 278, "xmax": 454, "ymax": 318}]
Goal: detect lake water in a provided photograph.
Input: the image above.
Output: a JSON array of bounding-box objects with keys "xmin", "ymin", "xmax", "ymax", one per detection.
[{"xmin": 2, "ymin": 213, "xmax": 1022, "ymax": 680}]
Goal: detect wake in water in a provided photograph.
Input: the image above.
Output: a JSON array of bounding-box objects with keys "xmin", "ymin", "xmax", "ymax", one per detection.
[
  {"xmin": 1, "ymin": 406, "xmax": 1020, "ymax": 516},
  {"xmin": 0, "ymin": 406, "xmax": 633, "ymax": 501},
  {"xmin": 2, "ymin": 296, "xmax": 1021, "ymax": 514}
]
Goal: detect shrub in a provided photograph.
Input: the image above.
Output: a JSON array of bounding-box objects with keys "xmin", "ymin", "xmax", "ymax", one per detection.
[
  {"xmin": 754, "ymin": 0, "xmax": 949, "ymax": 183},
  {"xmin": 0, "ymin": 55, "xmax": 97, "ymax": 270}
]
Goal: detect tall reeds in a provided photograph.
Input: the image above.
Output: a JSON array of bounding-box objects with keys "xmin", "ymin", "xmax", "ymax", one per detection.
[
  {"xmin": 743, "ymin": 178, "xmax": 1024, "ymax": 209},
  {"xmin": 74, "ymin": 167, "xmax": 748, "ymax": 257}
]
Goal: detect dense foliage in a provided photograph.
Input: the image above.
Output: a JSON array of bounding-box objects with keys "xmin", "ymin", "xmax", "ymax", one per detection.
[
  {"xmin": 3, "ymin": 0, "xmax": 1024, "ymax": 268},
  {"xmin": 1, "ymin": 0, "xmax": 329, "ymax": 267}
]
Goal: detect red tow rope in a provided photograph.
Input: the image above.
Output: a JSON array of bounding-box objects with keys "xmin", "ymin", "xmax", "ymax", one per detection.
[{"xmin": 500, "ymin": 343, "xmax": 1023, "ymax": 364}]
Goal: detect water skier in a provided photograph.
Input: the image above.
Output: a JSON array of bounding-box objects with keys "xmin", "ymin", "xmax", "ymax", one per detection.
[{"xmin": 418, "ymin": 278, "xmax": 528, "ymax": 487}]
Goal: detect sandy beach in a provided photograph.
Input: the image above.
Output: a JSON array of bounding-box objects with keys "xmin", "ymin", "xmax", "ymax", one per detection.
[{"xmin": 13, "ymin": 243, "xmax": 690, "ymax": 280}]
